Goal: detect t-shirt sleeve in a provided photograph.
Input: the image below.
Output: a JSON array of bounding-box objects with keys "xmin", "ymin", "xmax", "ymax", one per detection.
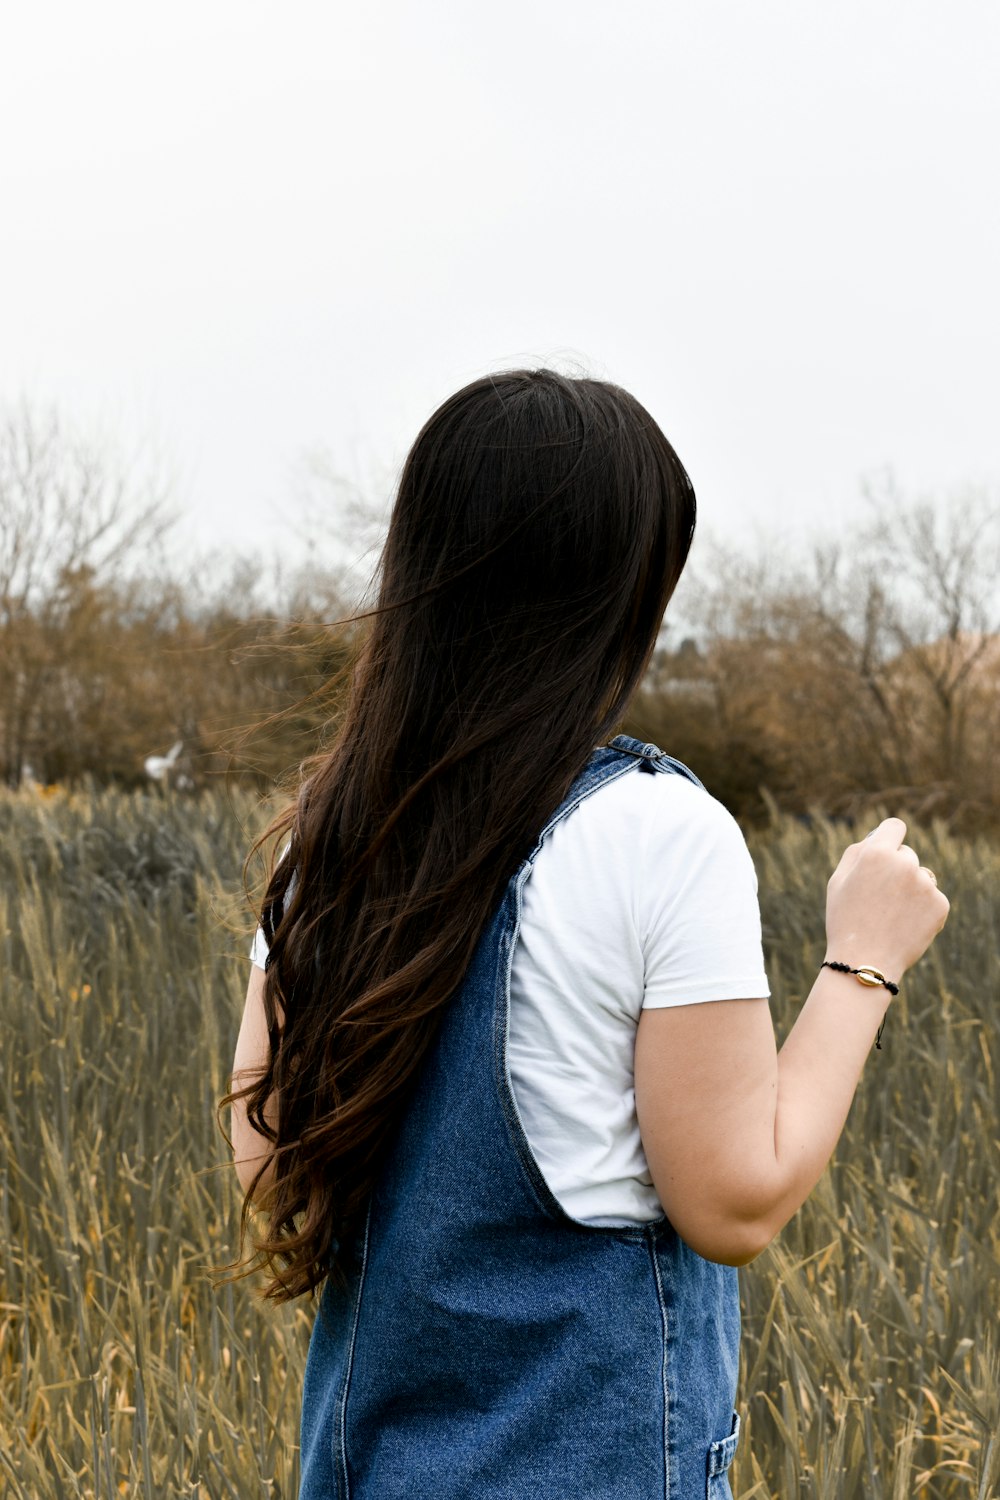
[
  {"xmin": 250, "ymin": 925, "xmax": 270, "ymax": 970},
  {"xmin": 640, "ymin": 782, "xmax": 770, "ymax": 1008},
  {"xmin": 248, "ymin": 848, "xmax": 296, "ymax": 971}
]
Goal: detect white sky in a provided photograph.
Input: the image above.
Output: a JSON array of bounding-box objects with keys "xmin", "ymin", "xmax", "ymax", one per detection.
[{"xmin": 2, "ymin": 1, "xmax": 998, "ymax": 580}]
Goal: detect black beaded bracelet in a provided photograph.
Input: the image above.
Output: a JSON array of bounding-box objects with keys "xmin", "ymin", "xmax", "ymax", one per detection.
[
  {"xmin": 820, "ymin": 961, "xmax": 899, "ymax": 1050},
  {"xmin": 821, "ymin": 960, "xmax": 899, "ymax": 995}
]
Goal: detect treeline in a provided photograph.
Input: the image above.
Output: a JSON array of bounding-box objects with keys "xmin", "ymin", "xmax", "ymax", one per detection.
[
  {"xmin": 0, "ymin": 561, "xmax": 360, "ymax": 790},
  {"xmin": 0, "ymin": 403, "xmax": 362, "ymax": 791},
  {"xmin": 2, "ymin": 402, "xmax": 998, "ymax": 830},
  {"xmin": 634, "ymin": 486, "xmax": 1000, "ymax": 830}
]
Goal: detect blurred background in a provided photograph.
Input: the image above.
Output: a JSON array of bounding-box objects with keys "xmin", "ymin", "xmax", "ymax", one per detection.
[{"xmin": 1, "ymin": 0, "xmax": 999, "ymax": 822}]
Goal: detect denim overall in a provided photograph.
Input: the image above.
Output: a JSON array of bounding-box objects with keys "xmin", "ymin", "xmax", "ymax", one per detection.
[{"xmin": 297, "ymin": 735, "xmax": 742, "ymax": 1500}]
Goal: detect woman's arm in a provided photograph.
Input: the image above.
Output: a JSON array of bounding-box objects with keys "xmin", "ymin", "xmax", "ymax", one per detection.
[
  {"xmin": 230, "ymin": 964, "xmax": 283, "ymax": 1201},
  {"xmin": 634, "ymin": 818, "xmax": 950, "ymax": 1265}
]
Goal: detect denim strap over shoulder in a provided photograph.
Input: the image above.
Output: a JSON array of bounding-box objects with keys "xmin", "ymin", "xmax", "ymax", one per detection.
[{"xmin": 602, "ymin": 732, "xmax": 707, "ymax": 788}]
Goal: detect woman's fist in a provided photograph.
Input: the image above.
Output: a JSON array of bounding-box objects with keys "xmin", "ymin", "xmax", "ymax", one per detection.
[{"xmin": 825, "ymin": 817, "xmax": 950, "ymax": 982}]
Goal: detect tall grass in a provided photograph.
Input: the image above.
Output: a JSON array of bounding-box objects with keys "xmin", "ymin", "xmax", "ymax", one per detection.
[
  {"xmin": 0, "ymin": 784, "xmax": 997, "ymax": 1497},
  {"xmin": 737, "ymin": 809, "xmax": 1000, "ymax": 1497}
]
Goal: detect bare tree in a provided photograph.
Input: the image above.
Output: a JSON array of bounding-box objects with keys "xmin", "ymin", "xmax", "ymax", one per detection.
[
  {"xmin": 859, "ymin": 476, "xmax": 1000, "ymax": 795},
  {"xmin": 286, "ymin": 445, "xmax": 392, "ymax": 610},
  {"xmin": 0, "ymin": 400, "xmax": 176, "ymax": 784},
  {"xmin": 647, "ymin": 480, "xmax": 1000, "ymax": 825}
]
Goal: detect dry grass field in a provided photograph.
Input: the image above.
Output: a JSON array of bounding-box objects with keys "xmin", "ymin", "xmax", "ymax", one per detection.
[{"xmin": 0, "ymin": 783, "xmax": 997, "ymax": 1497}]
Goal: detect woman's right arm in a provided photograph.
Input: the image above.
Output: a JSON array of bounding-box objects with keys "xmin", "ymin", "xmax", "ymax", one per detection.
[{"xmin": 634, "ymin": 818, "xmax": 950, "ymax": 1266}]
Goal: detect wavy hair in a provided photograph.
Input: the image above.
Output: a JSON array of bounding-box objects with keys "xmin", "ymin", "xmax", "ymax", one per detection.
[{"xmin": 219, "ymin": 368, "xmax": 697, "ymax": 1300}]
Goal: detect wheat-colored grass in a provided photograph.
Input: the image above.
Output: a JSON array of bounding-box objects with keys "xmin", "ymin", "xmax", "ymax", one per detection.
[{"xmin": 0, "ymin": 784, "xmax": 997, "ymax": 1497}]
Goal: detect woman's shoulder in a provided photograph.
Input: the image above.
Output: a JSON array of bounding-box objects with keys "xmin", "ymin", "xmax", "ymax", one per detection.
[
  {"xmin": 580, "ymin": 757, "xmax": 746, "ymax": 844},
  {"xmin": 538, "ymin": 761, "xmax": 755, "ymax": 908}
]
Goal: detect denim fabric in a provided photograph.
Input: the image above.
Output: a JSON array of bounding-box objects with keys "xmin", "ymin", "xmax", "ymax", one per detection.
[{"xmin": 298, "ymin": 735, "xmax": 742, "ymax": 1499}]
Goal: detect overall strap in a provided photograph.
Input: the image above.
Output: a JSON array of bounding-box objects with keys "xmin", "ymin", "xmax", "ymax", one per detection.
[
  {"xmin": 518, "ymin": 734, "xmax": 705, "ymax": 876},
  {"xmin": 605, "ymin": 733, "xmax": 706, "ymax": 790}
]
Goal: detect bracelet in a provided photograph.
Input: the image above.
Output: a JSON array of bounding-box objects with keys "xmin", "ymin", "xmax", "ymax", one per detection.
[
  {"xmin": 821, "ymin": 960, "xmax": 899, "ymax": 995},
  {"xmin": 820, "ymin": 961, "xmax": 899, "ymax": 1050}
]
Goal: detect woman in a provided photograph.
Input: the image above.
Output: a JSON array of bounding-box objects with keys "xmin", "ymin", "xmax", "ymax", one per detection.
[{"xmin": 225, "ymin": 369, "xmax": 949, "ymax": 1499}]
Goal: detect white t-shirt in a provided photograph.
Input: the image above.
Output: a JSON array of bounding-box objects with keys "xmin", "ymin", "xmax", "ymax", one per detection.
[{"xmin": 249, "ymin": 765, "xmax": 769, "ymax": 1226}]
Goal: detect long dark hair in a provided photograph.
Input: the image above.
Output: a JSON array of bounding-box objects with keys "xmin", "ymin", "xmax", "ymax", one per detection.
[{"xmin": 219, "ymin": 368, "xmax": 696, "ymax": 1301}]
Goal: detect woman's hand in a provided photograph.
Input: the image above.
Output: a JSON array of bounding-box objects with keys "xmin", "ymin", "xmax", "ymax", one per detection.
[{"xmin": 824, "ymin": 817, "xmax": 951, "ymax": 983}]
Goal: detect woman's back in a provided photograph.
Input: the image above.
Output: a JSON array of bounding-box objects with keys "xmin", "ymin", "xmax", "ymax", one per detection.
[
  {"xmin": 297, "ymin": 738, "xmax": 744, "ymax": 1500},
  {"xmin": 249, "ymin": 743, "xmax": 771, "ymax": 1226}
]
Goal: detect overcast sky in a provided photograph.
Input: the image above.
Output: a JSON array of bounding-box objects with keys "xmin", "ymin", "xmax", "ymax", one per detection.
[{"xmin": 2, "ymin": 1, "xmax": 998, "ymax": 583}]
